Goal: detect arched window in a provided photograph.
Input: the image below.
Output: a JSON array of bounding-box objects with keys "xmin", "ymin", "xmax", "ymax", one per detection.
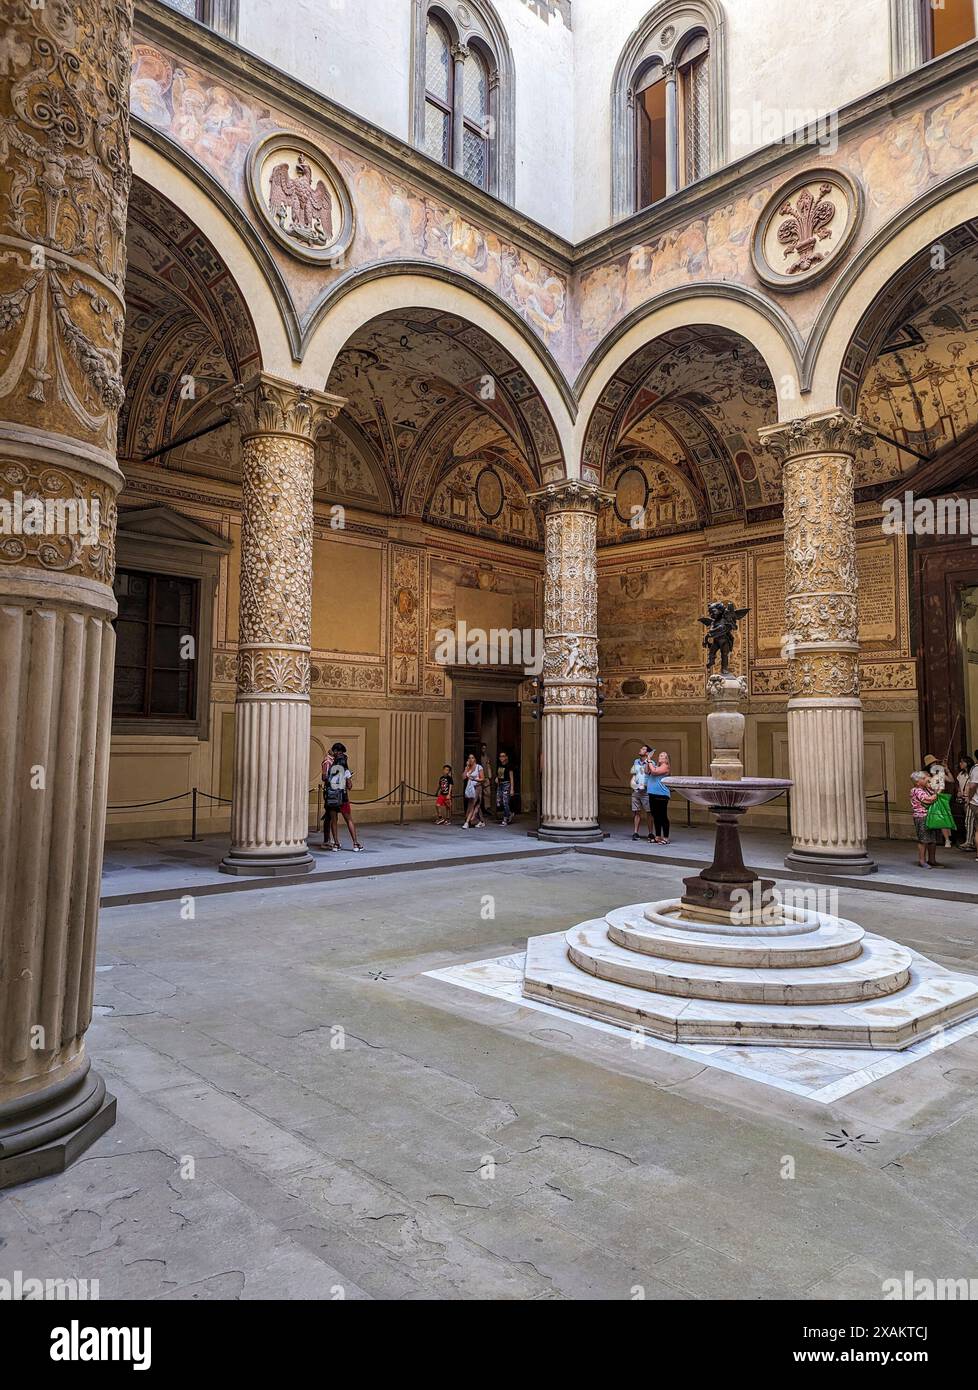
[
  {"xmin": 678, "ymin": 31, "xmax": 710, "ymax": 188},
  {"xmin": 161, "ymin": 0, "xmax": 238, "ymax": 37},
  {"xmin": 462, "ymin": 44, "xmax": 492, "ymax": 190},
  {"xmin": 423, "ymin": 15, "xmax": 454, "ymax": 166},
  {"xmin": 612, "ymin": 2, "xmax": 725, "ymax": 220},
  {"xmin": 412, "ymin": 1, "xmax": 514, "ymax": 202},
  {"xmin": 890, "ymin": 0, "xmax": 976, "ymax": 74},
  {"xmin": 635, "ymin": 61, "xmax": 667, "ymax": 210}
]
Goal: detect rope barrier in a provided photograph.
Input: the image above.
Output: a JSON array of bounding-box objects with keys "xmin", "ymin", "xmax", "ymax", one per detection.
[
  {"xmin": 105, "ymin": 779, "xmax": 896, "ymax": 843},
  {"xmin": 105, "ymin": 791, "xmax": 194, "ymax": 810}
]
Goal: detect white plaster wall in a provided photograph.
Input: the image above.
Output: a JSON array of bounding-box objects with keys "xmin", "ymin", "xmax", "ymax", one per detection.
[
  {"xmin": 571, "ymin": 0, "xmax": 893, "ymax": 240},
  {"xmin": 230, "ymin": 0, "xmax": 908, "ymax": 242},
  {"xmin": 498, "ymin": 0, "xmax": 575, "ymax": 233},
  {"xmin": 234, "ymin": 0, "xmax": 576, "ymax": 235},
  {"xmin": 237, "ymin": 0, "xmax": 414, "ymax": 142}
]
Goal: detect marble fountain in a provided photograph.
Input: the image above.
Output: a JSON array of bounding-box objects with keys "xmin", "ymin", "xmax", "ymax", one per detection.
[{"xmin": 521, "ymin": 675, "xmax": 978, "ymax": 1050}]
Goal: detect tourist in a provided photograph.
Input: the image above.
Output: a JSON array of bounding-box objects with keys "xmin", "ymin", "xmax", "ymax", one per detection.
[
  {"xmin": 630, "ymin": 743, "xmax": 653, "ymax": 841},
  {"xmin": 964, "ymin": 757, "xmax": 978, "ymax": 858},
  {"xmin": 461, "ymin": 752, "xmax": 485, "ymax": 828},
  {"xmin": 923, "ymin": 753, "xmax": 956, "ymax": 849},
  {"xmin": 910, "ymin": 771, "xmax": 940, "ymax": 869},
  {"xmin": 324, "ymin": 745, "xmax": 363, "ymax": 852},
  {"xmin": 955, "ymin": 755, "xmax": 974, "ymax": 849},
  {"xmin": 648, "ymin": 749, "xmax": 672, "ymax": 845},
  {"xmin": 435, "ymin": 764, "xmax": 453, "ymax": 825},
  {"xmin": 496, "ymin": 750, "xmax": 515, "ymax": 825},
  {"xmin": 480, "ymin": 741, "xmax": 493, "ymax": 820}
]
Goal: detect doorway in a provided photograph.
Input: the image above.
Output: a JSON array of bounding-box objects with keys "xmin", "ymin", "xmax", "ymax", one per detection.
[{"xmin": 462, "ymin": 699, "xmax": 522, "ymax": 816}]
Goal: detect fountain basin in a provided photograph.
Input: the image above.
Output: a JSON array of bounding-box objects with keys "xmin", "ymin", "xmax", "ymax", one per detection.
[{"xmin": 663, "ymin": 776, "xmax": 791, "ymax": 810}]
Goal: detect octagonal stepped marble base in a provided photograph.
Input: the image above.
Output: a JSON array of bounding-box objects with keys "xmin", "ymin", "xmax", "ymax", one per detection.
[
  {"xmin": 606, "ymin": 903, "xmax": 865, "ymax": 969},
  {"xmin": 522, "ymin": 899, "xmax": 978, "ymax": 1049}
]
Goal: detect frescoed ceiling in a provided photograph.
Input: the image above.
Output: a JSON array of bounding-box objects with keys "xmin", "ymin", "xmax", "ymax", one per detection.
[
  {"xmin": 325, "ymin": 310, "xmax": 563, "ymax": 542},
  {"xmin": 847, "ymin": 220, "xmax": 978, "ymax": 490},
  {"xmin": 120, "ymin": 179, "xmax": 260, "ymax": 465},
  {"xmin": 584, "ymin": 327, "xmax": 780, "ymax": 541}
]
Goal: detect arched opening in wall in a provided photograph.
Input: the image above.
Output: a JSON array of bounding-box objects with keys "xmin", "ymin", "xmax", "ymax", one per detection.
[
  {"xmin": 115, "ymin": 178, "xmax": 260, "ymax": 759},
  {"xmin": 320, "ymin": 306, "xmax": 567, "ymax": 814},
  {"xmin": 841, "ymin": 217, "xmax": 978, "ymax": 765},
  {"xmin": 582, "ymin": 324, "xmax": 779, "ymax": 796}
]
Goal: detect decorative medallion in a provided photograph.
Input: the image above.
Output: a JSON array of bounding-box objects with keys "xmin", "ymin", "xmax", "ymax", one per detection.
[
  {"xmin": 247, "ymin": 132, "xmax": 355, "ymax": 265},
  {"xmin": 475, "ymin": 464, "xmax": 505, "ymax": 521},
  {"xmin": 612, "ymin": 465, "xmax": 649, "ymax": 525},
  {"xmin": 751, "ymin": 169, "xmax": 862, "ymax": 292}
]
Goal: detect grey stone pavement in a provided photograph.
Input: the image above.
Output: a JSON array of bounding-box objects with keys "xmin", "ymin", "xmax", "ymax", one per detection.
[
  {"xmin": 101, "ymin": 815, "xmax": 978, "ymax": 906},
  {"xmin": 4, "ymin": 848, "xmax": 978, "ymax": 1300}
]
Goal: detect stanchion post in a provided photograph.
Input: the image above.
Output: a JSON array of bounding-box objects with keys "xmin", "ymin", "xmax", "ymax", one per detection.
[
  {"xmin": 786, "ymin": 788, "xmax": 791, "ymax": 836},
  {"xmin": 884, "ymin": 789, "xmax": 890, "ymax": 840},
  {"xmin": 191, "ymin": 787, "xmax": 198, "ymax": 843},
  {"xmin": 399, "ymin": 780, "xmax": 406, "ymax": 826}
]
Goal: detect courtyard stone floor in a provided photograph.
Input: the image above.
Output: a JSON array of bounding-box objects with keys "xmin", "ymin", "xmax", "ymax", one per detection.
[{"xmin": 4, "ymin": 849, "xmax": 978, "ymax": 1300}]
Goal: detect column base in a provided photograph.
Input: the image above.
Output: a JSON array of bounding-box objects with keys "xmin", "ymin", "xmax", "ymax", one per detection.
[
  {"xmin": 0, "ymin": 1064, "xmax": 116, "ymax": 1190},
  {"xmin": 785, "ymin": 848, "xmax": 878, "ymax": 876},
  {"xmin": 535, "ymin": 824, "xmax": 607, "ymax": 844},
  {"xmin": 219, "ymin": 849, "xmax": 315, "ymax": 877}
]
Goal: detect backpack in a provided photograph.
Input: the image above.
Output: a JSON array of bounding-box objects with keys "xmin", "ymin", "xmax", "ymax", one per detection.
[{"xmin": 326, "ymin": 762, "xmax": 348, "ymax": 810}]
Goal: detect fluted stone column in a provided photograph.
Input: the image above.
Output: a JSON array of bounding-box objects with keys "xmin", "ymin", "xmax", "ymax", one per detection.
[
  {"xmin": 760, "ymin": 411, "xmax": 877, "ymax": 875},
  {"xmin": 221, "ymin": 375, "xmax": 343, "ymax": 876},
  {"xmin": 531, "ymin": 481, "xmax": 613, "ymax": 843},
  {"xmin": 0, "ymin": 1, "xmax": 134, "ymax": 1185}
]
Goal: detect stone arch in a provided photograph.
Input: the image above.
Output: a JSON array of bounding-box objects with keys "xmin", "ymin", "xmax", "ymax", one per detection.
[
  {"xmin": 802, "ymin": 172, "xmax": 978, "ymax": 413},
  {"xmin": 131, "ymin": 137, "xmax": 298, "ymax": 376},
  {"xmin": 579, "ymin": 303, "xmax": 784, "ymax": 530},
  {"xmin": 303, "ymin": 268, "xmax": 576, "ymax": 475},
  {"xmin": 409, "ymin": 0, "xmax": 516, "ymax": 202},
  {"xmin": 610, "ymin": 0, "xmax": 727, "ymax": 220},
  {"xmin": 121, "ymin": 174, "xmax": 263, "ymax": 471}
]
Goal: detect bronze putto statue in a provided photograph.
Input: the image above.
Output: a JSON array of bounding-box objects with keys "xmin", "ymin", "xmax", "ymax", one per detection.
[{"xmin": 699, "ymin": 601, "xmax": 749, "ymax": 676}]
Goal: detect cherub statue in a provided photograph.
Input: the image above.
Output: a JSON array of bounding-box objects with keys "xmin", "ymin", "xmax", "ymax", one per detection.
[{"xmin": 699, "ymin": 601, "xmax": 749, "ymax": 675}]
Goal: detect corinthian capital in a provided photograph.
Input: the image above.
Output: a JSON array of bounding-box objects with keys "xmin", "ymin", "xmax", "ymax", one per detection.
[
  {"xmin": 759, "ymin": 411, "xmax": 875, "ymax": 465},
  {"xmin": 528, "ymin": 479, "xmax": 615, "ymax": 515},
  {"xmin": 229, "ymin": 374, "xmax": 345, "ymax": 442}
]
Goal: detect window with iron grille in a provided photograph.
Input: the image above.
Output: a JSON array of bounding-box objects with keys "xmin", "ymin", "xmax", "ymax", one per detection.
[
  {"xmin": 679, "ymin": 33, "xmax": 710, "ymax": 187},
  {"xmin": 112, "ymin": 571, "xmax": 199, "ymax": 721}
]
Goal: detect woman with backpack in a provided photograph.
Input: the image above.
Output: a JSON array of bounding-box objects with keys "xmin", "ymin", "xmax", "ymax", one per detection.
[{"xmin": 322, "ymin": 743, "xmax": 363, "ymax": 852}]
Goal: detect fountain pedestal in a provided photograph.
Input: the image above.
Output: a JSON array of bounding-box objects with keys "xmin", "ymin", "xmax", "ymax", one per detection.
[
  {"xmin": 670, "ymin": 674, "xmax": 786, "ymax": 922},
  {"xmin": 520, "ymin": 667, "xmax": 978, "ymax": 1049}
]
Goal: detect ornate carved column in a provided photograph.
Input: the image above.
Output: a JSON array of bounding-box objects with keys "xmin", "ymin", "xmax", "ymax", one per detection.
[
  {"xmin": 0, "ymin": 1, "xmax": 133, "ymax": 1186},
  {"xmin": 221, "ymin": 375, "xmax": 343, "ymax": 876},
  {"xmin": 530, "ymin": 481, "xmax": 612, "ymax": 843},
  {"xmin": 759, "ymin": 411, "xmax": 877, "ymax": 875}
]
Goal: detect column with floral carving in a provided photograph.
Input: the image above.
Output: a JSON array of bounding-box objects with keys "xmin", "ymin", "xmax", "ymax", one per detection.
[
  {"xmin": 221, "ymin": 375, "xmax": 343, "ymax": 875},
  {"xmin": 759, "ymin": 411, "xmax": 877, "ymax": 874},
  {"xmin": 531, "ymin": 482, "xmax": 612, "ymax": 842},
  {"xmin": 0, "ymin": 1, "xmax": 134, "ymax": 1185}
]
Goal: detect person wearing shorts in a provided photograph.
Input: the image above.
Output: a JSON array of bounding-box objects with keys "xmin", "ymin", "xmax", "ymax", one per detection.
[
  {"xmin": 435, "ymin": 765, "xmax": 453, "ymax": 824},
  {"xmin": 630, "ymin": 744, "xmax": 652, "ymax": 841}
]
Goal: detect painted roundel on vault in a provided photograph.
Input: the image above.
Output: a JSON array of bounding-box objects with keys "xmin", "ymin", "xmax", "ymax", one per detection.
[
  {"xmin": 475, "ymin": 464, "xmax": 505, "ymax": 521},
  {"xmin": 247, "ymin": 132, "xmax": 355, "ymax": 264}
]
